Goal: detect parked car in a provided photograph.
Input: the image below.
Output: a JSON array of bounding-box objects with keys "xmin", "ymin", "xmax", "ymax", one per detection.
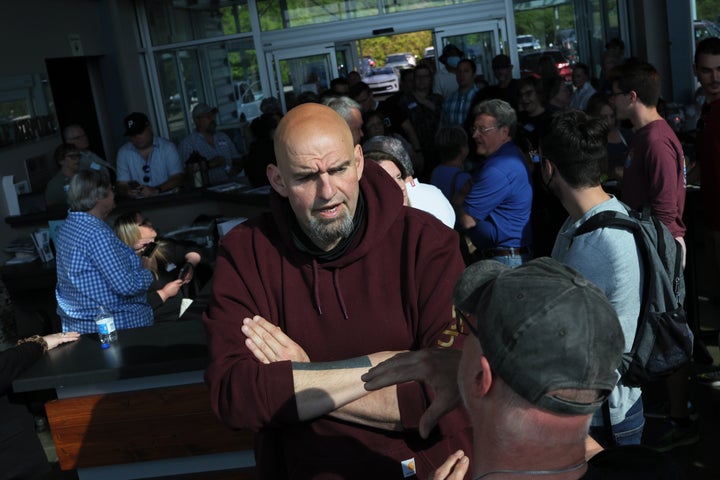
[
  {"xmin": 520, "ymin": 49, "xmax": 572, "ymax": 81},
  {"xmin": 694, "ymin": 19, "xmax": 720, "ymax": 46},
  {"xmin": 516, "ymin": 34, "xmax": 541, "ymax": 52},
  {"xmin": 384, "ymin": 52, "xmax": 417, "ymax": 70},
  {"xmin": 364, "ymin": 67, "xmax": 399, "ymax": 94},
  {"xmin": 234, "ymin": 81, "xmax": 264, "ymax": 122}
]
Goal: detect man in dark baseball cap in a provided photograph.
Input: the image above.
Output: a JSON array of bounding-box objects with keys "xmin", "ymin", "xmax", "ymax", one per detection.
[
  {"xmin": 123, "ymin": 112, "xmax": 150, "ymax": 136},
  {"xmin": 116, "ymin": 111, "xmax": 185, "ymax": 198},
  {"xmin": 363, "ymin": 258, "xmax": 684, "ymax": 479}
]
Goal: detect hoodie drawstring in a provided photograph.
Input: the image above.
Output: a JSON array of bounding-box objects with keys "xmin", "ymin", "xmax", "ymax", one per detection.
[{"xmin": 333, "ymin": 269, "xmax": 349, "ymax": 320}]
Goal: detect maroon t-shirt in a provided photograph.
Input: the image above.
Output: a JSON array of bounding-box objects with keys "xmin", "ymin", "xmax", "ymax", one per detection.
[
  {"xmin": 621, "ymin": 119, "xmax": 686, "ymax": 238},
  {"xmin": 696, "ymin": 99, "xmax": 720, "ymax": 231}
]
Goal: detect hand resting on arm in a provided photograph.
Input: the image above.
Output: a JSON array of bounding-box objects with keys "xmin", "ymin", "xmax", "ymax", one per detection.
[{"xmin": 242, "ymin": 315, "xmax": 402, "ymax": 430}]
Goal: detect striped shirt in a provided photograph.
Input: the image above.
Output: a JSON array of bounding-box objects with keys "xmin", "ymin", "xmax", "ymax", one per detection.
[{"xmin": 55, "ymin": 211, "xmax": 154, "ymax": 333}]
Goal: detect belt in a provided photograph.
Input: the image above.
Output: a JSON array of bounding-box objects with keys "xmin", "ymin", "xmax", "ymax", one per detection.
[{"xmin": 481, "ymin": 246, "xmax": 530, "ymax": 259}]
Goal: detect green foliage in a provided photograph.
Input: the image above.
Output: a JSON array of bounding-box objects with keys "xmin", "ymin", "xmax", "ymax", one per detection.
[
  {"xmin": 696, "ymin": 0, "xmax": 720, "ymax": 21},
  {"xmin": 358, "ymin": 31, "xmax": 433, "ymax": 66},
  {"xmin": 514, "ymin": 5, "xmax": 575, "ymax": 48}
]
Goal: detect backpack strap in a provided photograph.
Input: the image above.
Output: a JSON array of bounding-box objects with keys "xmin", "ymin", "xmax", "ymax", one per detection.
[{"xmin": 572, "ymin": 209, "xmax": 652, "ymax": 379}]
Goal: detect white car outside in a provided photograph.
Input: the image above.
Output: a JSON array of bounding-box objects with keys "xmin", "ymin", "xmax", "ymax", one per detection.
[
  {"xmin": 516, "ymin": 35, "xmax": 541, "ymax": 52},
  {"xmin": 364, "ymin": 67, "xmax": 399, "ymax": 94}
]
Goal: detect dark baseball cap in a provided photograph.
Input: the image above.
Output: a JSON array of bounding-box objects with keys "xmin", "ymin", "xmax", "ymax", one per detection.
[
  {"xmin": 453, "ymin": 257, "xmax": 624, "ymax": 416},
  {"xmin": 123, "ymin": 112, "xmax": 150, "ymax": 136}
]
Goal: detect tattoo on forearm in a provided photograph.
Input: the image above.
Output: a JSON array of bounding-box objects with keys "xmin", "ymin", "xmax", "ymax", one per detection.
[{"xmin": 292, "ymin": 356, "xmax": 372, "ymax": 370}]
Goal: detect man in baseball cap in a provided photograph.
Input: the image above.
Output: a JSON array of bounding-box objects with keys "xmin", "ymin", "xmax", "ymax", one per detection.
[
  {"xmin": 364, "ymin": 258, "xmax": 684, "ymax": 479},
  {"xmin": 179, "ymin": 102, "xmax": 241, "ymax": 186},
  {"xmin": 116, "ymin": 111, "xmax": 185, "ymax": 198}
]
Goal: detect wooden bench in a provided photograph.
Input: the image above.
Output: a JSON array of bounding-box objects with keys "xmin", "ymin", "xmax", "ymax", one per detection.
[{"xmin": 45, "ymin": 383, "xmax": 254, "ymax": 475}]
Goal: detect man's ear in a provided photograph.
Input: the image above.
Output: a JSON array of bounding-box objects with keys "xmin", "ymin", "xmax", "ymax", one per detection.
[
  {"xmin": 267, "ymin": 164, "xmax": 288, "ymax": 197},
  {"xmin": 478, "ymin": 355, "xmax": 493, "ymax": 397},
  {"xmin": 354, "ymin": 144, "xmax": 364, "ymax": 180}
]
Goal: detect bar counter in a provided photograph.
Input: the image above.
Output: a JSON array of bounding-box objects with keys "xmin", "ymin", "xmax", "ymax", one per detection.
[
  {"xmin": 12, "ymin": 320, "xmax": 256, "ymax": 479},
  {"xmin": 12, "ymin": 320, "xmax": 209, "ymax": 398}
]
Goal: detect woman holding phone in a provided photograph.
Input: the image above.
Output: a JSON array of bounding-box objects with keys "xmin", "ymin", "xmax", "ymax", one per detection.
[{"xmin": 114, "ymin": 211, "xmax": 201, "ymax": 322}]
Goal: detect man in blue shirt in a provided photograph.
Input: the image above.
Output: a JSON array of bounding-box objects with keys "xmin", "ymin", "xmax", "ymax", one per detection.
[
  {"xmin": 457, "ymin": 99, "xmax": 533, "ymax": 266},
  {"xmin": 116, "ymin": 112, "xmax": 185, "ymax": 198},
  {"xmin": 178, "ymin": 103, "xmax": 242, "ymax": 186},
  {"xmin": 55, "ymin": 170, "xmax": 154, "ymax": 333}
]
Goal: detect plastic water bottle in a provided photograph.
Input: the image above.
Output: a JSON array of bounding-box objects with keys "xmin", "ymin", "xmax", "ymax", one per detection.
[{"xmin": 95, "ymin": 306, "xmax": 117, "ymax": 348}]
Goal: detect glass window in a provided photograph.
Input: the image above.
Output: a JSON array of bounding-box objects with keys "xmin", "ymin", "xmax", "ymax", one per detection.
[
  {"xmin": 0, "ymin": 75, "xmax": 57, "ymax": 148},
  {"xmin": 256, "ymin": 0, "xmax": 377, "ymax": 31},
  {"xmin": 382, "ymin": 0, "xmax": 463, "ymax": 15},
  {"xmin": 156, "ymin": 49, "xmax": 202, "ymax": 143},
  {"xmin": 145, "ymin": 0, "xmax": 252, "ymax": 46},
  {"xmin": 155, "ymin": 39, "xmax": 260, "ymax": 143}
]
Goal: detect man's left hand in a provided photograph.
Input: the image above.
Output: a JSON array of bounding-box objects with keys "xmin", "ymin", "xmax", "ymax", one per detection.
[{"xmin": 242, "ymin": 315, "xmax": 310, "ymax": 363}]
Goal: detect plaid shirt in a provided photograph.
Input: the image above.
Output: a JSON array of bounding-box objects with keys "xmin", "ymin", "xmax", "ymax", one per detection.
[
  {"xmin": 55, "ymin": 211, "xmax": 154, "ymax": 333},
  {"xmin": 441, "ymin": 85, "xmax": 479, "ymax": 128}
]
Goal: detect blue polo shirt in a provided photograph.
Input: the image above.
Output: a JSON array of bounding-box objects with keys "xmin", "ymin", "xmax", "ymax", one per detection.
[{"xmin": 463, "ymin": 141, "xmax": 533, "ymax": 250}]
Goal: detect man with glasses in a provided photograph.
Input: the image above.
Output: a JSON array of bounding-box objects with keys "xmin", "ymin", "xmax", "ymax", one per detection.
[
  {"xmin": 62, "ymin": 123, "xmax": 116, "ymax": 181},
  {"xmin": 456, "ymin": 99, "xmax": 533, "ymax": 266},
  {"xmin": 116, "ymin": 112, "xmax": 185, "ymax": 199},
  {"xmin": 610, "ymin": 62, "xmax": 686, "ymax": 255},
  {"xmin": 179, "ymin": 103, "xmax": 242, "ymax": 186},
  {"xmin": 611, "ymin": 61, "xmax": 693, "ymax": 452},
  {"xmin": 45, "ymin": 143, "xmax": 83, "ymax": 207}
]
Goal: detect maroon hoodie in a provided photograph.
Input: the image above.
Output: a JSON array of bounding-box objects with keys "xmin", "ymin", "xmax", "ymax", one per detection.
[{"xmin": 204, "ymin": 161, "xmax": 471, "ymax": 479}]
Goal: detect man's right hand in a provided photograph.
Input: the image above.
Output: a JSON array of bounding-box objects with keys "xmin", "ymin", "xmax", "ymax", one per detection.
[
  {"xmin": 432, "ymin": 450, "xmax": 470, "ymax": 480},
  {"xmin": 361, "ymin": 348, "xmax": 462, "ymax": 438},
  {"xmin": 242, "ymin": 315, "xmax": 310, "ymax": 363}
]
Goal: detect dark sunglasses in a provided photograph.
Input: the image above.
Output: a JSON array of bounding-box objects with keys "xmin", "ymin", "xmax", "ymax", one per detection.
[{"xmin": 142, "ymin": 164, "xmax": 150, "ymax": 183}]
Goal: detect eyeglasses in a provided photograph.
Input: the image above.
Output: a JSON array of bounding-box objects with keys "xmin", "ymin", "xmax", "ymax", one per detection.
[
  {"xmin": 138, "ymin": 217, "xmax": 153, "ymax": 227},
  {"xmin": 142, "ymin": 164, "xmax": 150, "ymax": 183},
  {"xmin": 610, "ymin": 90, "xmax": 631, "ymax": 98},
  {"xmin": 471, "ymin": 125, "xmax": 497, "ymax": 136},
  {"xmin": 454, "ymin": 307, "xmax": 478, "ymax": 337}
]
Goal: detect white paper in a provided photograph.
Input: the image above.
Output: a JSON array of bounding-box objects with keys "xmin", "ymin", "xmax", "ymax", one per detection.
[{"xmin": 1, "ymin": 175, "xmax": 20, "ymax": 216}]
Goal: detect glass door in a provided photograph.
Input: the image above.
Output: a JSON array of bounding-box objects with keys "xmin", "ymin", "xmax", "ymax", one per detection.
[
  {"xmin": 266, "ymin": 44, "xmax": 338, "ymax": 112},
  {"xmin": 434, "ymin": 21, "xmax": 508, "ymax": 83}
]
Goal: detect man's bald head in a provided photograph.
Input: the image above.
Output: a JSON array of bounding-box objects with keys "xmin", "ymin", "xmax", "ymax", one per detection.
[{"xmin": 274, "ymin": 103, "xmax": 355, "ymax": 166}]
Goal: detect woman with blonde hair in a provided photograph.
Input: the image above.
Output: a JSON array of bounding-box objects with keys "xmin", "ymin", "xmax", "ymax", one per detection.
[{"xmin": 114, "ymin": 211, "xmax": 201, "ymax": 322}]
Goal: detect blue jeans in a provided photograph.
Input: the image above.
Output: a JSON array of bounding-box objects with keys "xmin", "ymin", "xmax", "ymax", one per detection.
[
  {"xmin": 589, "ymin": 397, "xmax": 645, "ymax": 447},
  {"xmin": 489, "ymin": 253, "xmax": 532, "ymax": 268}
]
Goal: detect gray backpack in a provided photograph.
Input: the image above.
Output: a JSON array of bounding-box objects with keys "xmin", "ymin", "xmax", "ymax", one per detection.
[{"xmin": 573, "ymin": 206, "xmax": 693, "ymax": 387}]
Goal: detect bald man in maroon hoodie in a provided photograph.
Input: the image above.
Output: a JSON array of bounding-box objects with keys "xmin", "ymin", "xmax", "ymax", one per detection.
[{"xmin": 203, "ymin": 103, "xmax": 471, "ymax": 479}]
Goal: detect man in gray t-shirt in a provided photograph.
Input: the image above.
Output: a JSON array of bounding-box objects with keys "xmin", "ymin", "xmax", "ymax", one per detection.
[{"xmin": 542, "ymin": 110, "xmax": 644, "ymax": 447}]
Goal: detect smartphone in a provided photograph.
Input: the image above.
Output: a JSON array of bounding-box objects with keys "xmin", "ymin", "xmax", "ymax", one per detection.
[
  {"xmin": 141, "ymin": 242, "xmax": 158, "ymax": 257},
  {"xmin": 178, "ymin": 262, "xmax": 192, "ymax": 280}
]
